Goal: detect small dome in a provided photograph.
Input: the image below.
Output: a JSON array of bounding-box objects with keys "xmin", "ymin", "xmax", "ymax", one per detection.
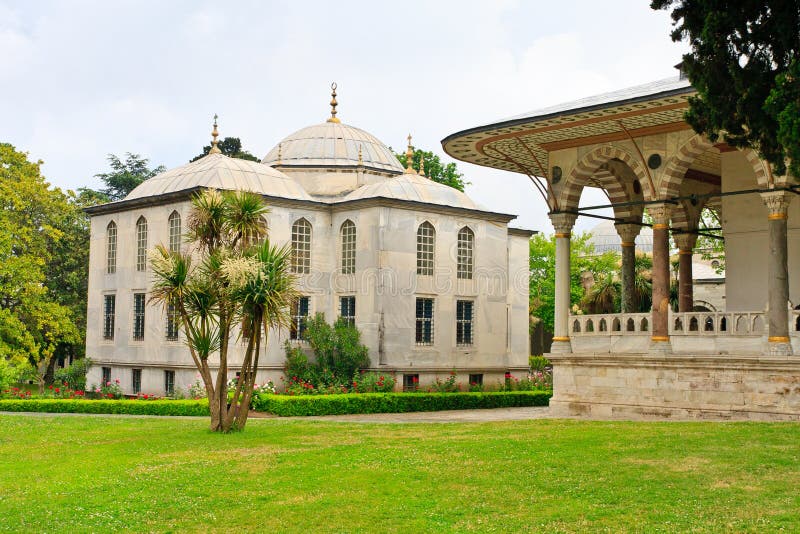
[
  {"xmin": 124, "ymin": 153, "xmax": 313, "ymax": 202},
  {"xmin": 343, "ymin": 173, "xmax": 479, "ymax": 210},
  {"xmin": 263, "ymin": 122, "xmax": 404, "ymax": 174}
]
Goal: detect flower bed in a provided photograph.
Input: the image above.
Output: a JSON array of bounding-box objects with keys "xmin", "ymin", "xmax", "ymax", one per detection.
[
  {"xmin": 252, "ymin": 390, "xmax": 551, "ymax": 417},
  {"xmin": 0, "ymin": 398, "xmax": 209, "ymax": 416}
]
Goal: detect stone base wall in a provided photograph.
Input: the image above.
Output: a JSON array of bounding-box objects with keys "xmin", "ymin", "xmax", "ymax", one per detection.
[{"xmin": 548, "ymin": 352, "xmax": 800, "ymax": 421}]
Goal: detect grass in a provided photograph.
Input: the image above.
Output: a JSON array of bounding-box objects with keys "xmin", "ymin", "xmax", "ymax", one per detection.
[{"xmin": 0, "ymin": 415, "xmax": 798, "ymax": 532}]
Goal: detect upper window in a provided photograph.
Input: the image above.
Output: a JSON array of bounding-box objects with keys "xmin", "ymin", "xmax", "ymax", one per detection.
[
  {"xmin": 168, "ymin": 211, "xmax": 181, "ymax": 253},
  {"xmin": 291, "ymin": 218, "xmax": 312, "ymax": 274},
  {"xmin": 340, "ymin": 296, "xmax": 356, "ymax": 326},
  {"xmin": 136, "ymin": 216, "xmax": 148, "ymax": 271},
  {"xmin": 106, "ymin": 221, "xmax": 117, "ymax": 274},
  {"xmin": 416, "ymin": 222, "xmax": 435, "ymax": 276},
  {"xmin": 457, "ymin": 227, "xmax": 474, "ymax": 279},
  {"xmin": 340, "ymin": 220, "xmax": 356, "ymax": 274}
]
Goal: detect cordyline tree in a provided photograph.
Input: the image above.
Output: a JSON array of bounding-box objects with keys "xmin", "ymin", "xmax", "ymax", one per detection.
[
  {"xmin": 150, "ymin": 189, "xmax": 297, "ymax": 432},
  {"xmin": 652, "ymin": 0, "xmax": 800, "ymax": 178}
]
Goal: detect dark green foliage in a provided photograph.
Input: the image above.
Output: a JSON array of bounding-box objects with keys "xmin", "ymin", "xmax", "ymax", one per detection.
[
  {"xmin": 252, "ymin": 391, "xmax": 551, "ymax": 417},
  {"xmin": 652, "ymin": 0, "xmax": 800, "ymax": 177},
  {"xmin": 529, "ymin": 355, "xmax": 551, "ymax": 372},
  {"xmin": 53, "ymin": 358, "xmax": 91, "ymax": 391},
  {"xmin": 286, "ymin": 314, "xmax": 370, "ymax": 388},
  {"xmin": 395, "ymin": 148, "xmax": 467, "ymax": 191},
  {"xmin": 94, "ymin": 153, "xmax": 166, "ymax": 201},
  {"xmin": 191, "ymin": 137, "xmax": 260, "ymax": 163},
  {"xmin": 0, "ymin": 398, "xmax": 209, "ymax": 416}
]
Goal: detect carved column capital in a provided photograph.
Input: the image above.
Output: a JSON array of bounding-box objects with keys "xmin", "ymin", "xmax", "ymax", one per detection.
[
  {"xmin": 549, "ymin": 212, "xmax": 578, "ymax": 236},
  {"xmin": 614, "ymin": 223, "xmax": 642, "ymax": 246},
  {"xmin": 646, "ymin": 202, "xmax": 671, "ymax": 227},
  {"xmin": 672, "ymin": 231, "xmax": 698, "ymax": 252},
  {"xmin": 760, "ymin": 190, "xmax": 793, "ymax": 220}
]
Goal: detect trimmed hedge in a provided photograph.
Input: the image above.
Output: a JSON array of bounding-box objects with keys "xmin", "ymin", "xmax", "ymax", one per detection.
[
  {"xmin": 0, "ymin": 399, "xmax": 209, "ymax": 416},
  {"xmin": 253, "ymin": 390, "xmax": 551, "ymax": 417}
]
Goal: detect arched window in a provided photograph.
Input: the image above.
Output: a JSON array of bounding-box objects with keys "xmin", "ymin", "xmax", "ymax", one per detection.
[
  {"xmin": 106, "ymin": 221, "xmax": 117, "ymax": 274},
  {"xmin": 416, "ymin": 222, "xmax": 435, "ymax": 275},
  {"xmin": 291, "ymin": 218, "xmax": 312, "ymax": 274},
  {"xmin": 136, "ymin": 217, "xmax": 148, "ymax": 271},
  {"xmin": 168, "ymin": 211, "xmax": 181, "ymax": 253},
  {"xmin": 457, "ymin": 226, "xmax": 474, "ymax": 279},
  {"xmin": 340, "ymin": 220, "xmax": 356, "ymax": 274}
]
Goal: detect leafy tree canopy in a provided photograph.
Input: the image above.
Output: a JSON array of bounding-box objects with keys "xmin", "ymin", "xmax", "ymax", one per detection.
[
  {"xmin": 395, "ymin": 148, "xmax": 467, "ymax": 192},
  {"xmin": 652, "ymin": 0, "xmax": 800, "ymax": 177},
  {"xmin": 0, "ymin": 143, "xmax": 82, "ymax": 390},
  {"xmin": 529, "ymin": 232, "xmax": 620, "ymax": 332},
  {"xmin": 191, "ymin": 137, "xmax": 260, "ymax": 163},
  {"xmin": 94, "ymin": 153, "xmax": 166, "ymax": 201}
]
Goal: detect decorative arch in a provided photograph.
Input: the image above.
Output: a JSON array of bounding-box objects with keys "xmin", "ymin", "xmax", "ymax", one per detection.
[
  {"xmin": 558, "ymin": 144, "xmax": 654, "ymax": 216},
  {"xmin": 659, "ymin": 134, "xmax": 772, "ymax": 200}
]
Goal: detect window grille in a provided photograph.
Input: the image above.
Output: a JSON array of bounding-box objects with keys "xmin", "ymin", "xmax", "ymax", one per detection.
[
  {"xmin": 340, "ymin": 296, "xmax": 356, "ymax": 326},
  {"xmin": 103, "ymin": 295, "xmax": 116, "ymax": 340},
  {"xmin": 416, "ymin": 222, "xmax": 435, "ymax": 275},
  {"xmin": 166, "ymin": 303, "xmax": 179, "ymax": 341},
  {"xmin": 340, "ymin": 220, "xmax": 356, "ymax": 274},
  {"xmin": 136, "ymin": 217, "xmax": 148, "ymax": 271},
  {"xmin": 291, "ymin": 218, "xmax": 312, "ymax": 273},
  {"xmin": 164, "ymin": 370, "xmax": 175, "ymax": 396},
  {"xmin": 290, "ymin": 297, "xmax": 310, "ymax": 340},
  {"xmin": 456, "ymin": 300, "xmax": 474, "ymax": 346},
  {"xmin": 132, "ymin": 369, "xmax": 142, "ymax": 395},
  {"xmin": 457, "ymin": 227, "xmax": 474, "ymax": 279},
  {"xmin": 133, "ymin": 293, "xmax": 146, "ymax": 341},
  {"xmin": 415, "ymin": 297, "xmax": 434, "ymax": 345}
]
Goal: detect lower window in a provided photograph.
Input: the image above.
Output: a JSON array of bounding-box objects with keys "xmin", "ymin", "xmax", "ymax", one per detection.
[
  {"xmin": 403, "ymin": 374, "xmax": 419, "ymax": 392},
  {"xmin": 456, "ymin": 300, "xmax": 474, "ymax": 346},
  {"xmin": 468, "ymin": 373, "xmax": 483, "ymax": 386},
  {"xmin": 132, "ymin": 369, "xmax": 142, "ymax": 395},
  {"xmin": 290, "ymin": 297, "xmax": 310, "ymax": 340},
  {"xmin": 340, "ymin": 296, "xmax": 355, "ymax": 326},
  {"xmin": 102, "ymin": 366, "xmax": 111, "ymax": 385},
  {"xmin": 164, "ymin": 370, "xmax": 175, "ymax": 396},
  {"xmin": 415, "ymin": 298, "xmax": 434, "ymax": 345}
]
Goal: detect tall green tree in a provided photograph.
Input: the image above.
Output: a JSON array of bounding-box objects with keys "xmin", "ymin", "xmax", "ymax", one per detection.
[
  {"xmin": 150, "ymin": 189, "xmax": 298, "ymax": 432},
  {"xmin": 652, "ymin": 0, "xmax": 800, "ymax": 177},
  {"xmin": 0, "ymin": 144, "xmax": 81, "ymax": 391},
  {"xmin": 529, "ymin": 232, "xmax": 620, "ymax": 332},
  {"xmin": 191, "ymin": 137, "xmax": 259, "ymax": 163},
  {"xmin": 395, "ymin": 148, "xmax": 467, "ymax": 191},
  {"xmin": 94, "ymin": 153, "xmax": 166, "ymax": 201}
]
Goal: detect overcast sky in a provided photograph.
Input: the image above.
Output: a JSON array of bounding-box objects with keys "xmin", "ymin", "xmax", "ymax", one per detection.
[{"xmin": 1, "ymin": 0, "xmax": 687, "ymax": 233}]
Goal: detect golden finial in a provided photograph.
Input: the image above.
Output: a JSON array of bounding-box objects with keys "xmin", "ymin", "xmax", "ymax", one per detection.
[
  {"xmin": 327, "ymin": 82, "xmax": 341, "ymax": 123},
  {"xmin": 209, "ymin": 114, "xmax": 221, "ymax": 154},
  {"xmin": 358, "ymin": 144, "xmax": 363, "ymax": 166},
  {"xmin": 277, "ymin": 143, "xmax": 282, "ymax": 165},
  {"xmin": 404, "ymin": 133, "xmax": 415, "ymax": 174},
  {"xmin": 418, "ymin": 154, "xmax": 426, "ymax": 177}
]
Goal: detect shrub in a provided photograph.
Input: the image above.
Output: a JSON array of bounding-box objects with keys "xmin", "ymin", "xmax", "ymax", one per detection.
[
  {"xmin": 53, "ymin": 357, "xmax": 91, "ymax": 391},
  {"xmin": 0, "ymin": 359, "xmax": 23, "ymax": 392},
  {"xmin": 529, "ymin": 355, "xmax": 551, "ymax": 373},
  {"xmin": 252, "ymin": 391, "xmax": 551, "ymax": 417},
  {"xmin": 89, "ymin": 379, "xmax": 124, "ymax": 399},
  {"xmin": 352, "ymin": 372, "xmax": 395, "ymax": 393},
  {"xmin": 429, "ymin": 371, "xmax": 460, "ymax": 393},
  {"xmin": 284, "ymin": 314, "xmax": 370, "ymax": 390},
  {"xmin": 0, "ymin": 398, "xmax": 209, "ymax": 416}
]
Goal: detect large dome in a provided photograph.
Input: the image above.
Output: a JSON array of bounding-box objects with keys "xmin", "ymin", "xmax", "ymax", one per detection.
[
  {"xmin": 262, "ymin": 122, "xmax": 405, "ymax": 174},
  {"xmin": 343, "ymin": 172, "xmax": 479, "ymax": 210},
  {"xmin": 124, "ymin": 153, "xmax": 313, "ymax": 202}
]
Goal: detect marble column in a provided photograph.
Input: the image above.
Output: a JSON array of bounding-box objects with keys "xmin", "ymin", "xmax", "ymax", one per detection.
[
  {"xmin": 760, "ymin": 191, "xmax": 793, "ymax": 356},
  {"xmin": 672, "ymin": 232, "xmax": 698, "ymax": 313},
  {"xmin": 615, "ymin": 223, "xmax": 642, "ymax": 313},
  {"xmin": 647, "ymin": 203, "xmax": 672, "ymax": 353},
  {"xmin": 550, "ymin": 213, "xmax": 577, "ymax": 354}
]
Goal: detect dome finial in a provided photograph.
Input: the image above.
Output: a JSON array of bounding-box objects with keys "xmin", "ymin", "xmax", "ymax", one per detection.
[
  {"xmin": 404, "ymin": 133, "xmax": 416, "ymax": 174},
  {"xmin": 358, "ymin": 144, "xmax": 363, "ymax": 166},
  {"xmin": 418, "ymin": 154, "xmax": 426, "ymax": 177},
  {"xmin": 209, "ymin": 114, "xmax": 222, "ymax": 154},
  {"xmin": 277, "ymin": 142, "xmax": 282, "ymax": 165},
  {"xmin": 327, "ymin": 82, "xmax": 341, "ymax": 123}
]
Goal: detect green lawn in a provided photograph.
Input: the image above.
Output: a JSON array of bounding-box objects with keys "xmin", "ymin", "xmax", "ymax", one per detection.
[{"xmin": 1, "ymin": 415, "xmax": 798, "ymax": 532}]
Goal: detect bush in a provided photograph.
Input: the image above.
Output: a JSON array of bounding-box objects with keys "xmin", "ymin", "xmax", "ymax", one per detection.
[
  {"xmin": 54, "ymin": 358, "xmax": 91, "ymax": 391},
  {"xmin": 352, "ymin": 372, "xmax": 395, "ymax": 393},
  {"xmin": 252, "ymin": 391, "xmax": 550, "ymax": 417},
  {"xmin": 0, "ymin": 398, "xmax": 209, "ymax": 416},
  {"xmin": 529, "ymin": 355, "xmax": 551, "ymax": 373},
  {"xmin": 0, "ymin": 359, "xmax": 23, "ymax": 392},
  {"xmin": 284, "ymin": 314, "xmax": 370, "ymax": 390},
  {"xmin": 429, "ymin": 371, "xmax": 460, "ymax": 393}
]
